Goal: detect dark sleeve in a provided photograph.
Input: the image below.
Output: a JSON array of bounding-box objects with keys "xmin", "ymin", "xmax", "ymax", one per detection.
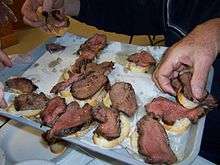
[
  {"xmin": 73, "ymin": 0, "xmax": 164, "ymax": 36},
  {"xmin": 169, "ymin": 0, "xmax": 220, "ymax": 34}
]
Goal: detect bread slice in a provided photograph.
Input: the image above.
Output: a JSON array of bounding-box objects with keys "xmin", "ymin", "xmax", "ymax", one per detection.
[{"xmin": 93, "ymin": 113, "xmax": 130, "ymax": 148}]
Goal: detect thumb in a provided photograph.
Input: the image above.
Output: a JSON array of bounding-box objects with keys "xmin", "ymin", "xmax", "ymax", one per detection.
[{"xmin": 191, "ymin": 61, "xmax": 210, "ymax": 99}]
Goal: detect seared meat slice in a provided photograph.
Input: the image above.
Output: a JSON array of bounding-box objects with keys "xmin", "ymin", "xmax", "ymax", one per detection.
[
  {"xmin": 127, "ymin": 51, "xmax": 156, "ymax": 67},
  {"xmin": 84, "ymin": 61, "xmax": 114, "ymax": 76},
  {"xmin": 70, "ymin": 57, "xmax": 92, "ymax": 74},
  {"xmin": 50, "ymin": 73, "xmax": 84, "ymax": 94},
  {"xmin": 145, "ymin": 97, "xmax": 205, "ymax": 125},
  {"xmin": 14, "ymin": 92, "xmax": 49, "ymax": 111},
  {"xmin": 41, "ymin": 96, "xmax": 66, "ymax": 126},
  {"xmin": 46, "ymin": 102, "xmax": 93, "ymax": 138},
  {"xmin": 70, "ymin": 72, "xmax": 108, "ymax": 100},
  {"xmin": 46, "ymin": 43, "xmax": 66, "ymax": 53},
  {"xmin": 78, "ymin": 34, "xmax": 107, "ymax": 60},
  {"xmin": 137, "ymin": 116, "xmax": 177, "ymax": 164},
  {"xmin": 171, "ymin": 70, "xmax": 218, "ymax": 109},
  {"xmin": 109, "ymin": 82, "xmax": 137, "ymax": 117},
  {"xmin": 93, "ymin": 106, "xmax": 120, "ymax": 140},
  {"xmin": 6, "ymin": 77, "xmax": 38, "ymax": 93}
]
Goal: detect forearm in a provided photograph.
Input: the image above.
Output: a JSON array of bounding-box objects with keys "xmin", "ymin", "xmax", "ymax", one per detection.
[{"xmin": 64, "ymin": 0, "xmax": 80, "ymax": 17}]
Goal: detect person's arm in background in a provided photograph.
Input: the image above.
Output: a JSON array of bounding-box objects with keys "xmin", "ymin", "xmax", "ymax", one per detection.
[{"xmin": 153, "ymin": 18, "xmax": 220, "ymax": 99}]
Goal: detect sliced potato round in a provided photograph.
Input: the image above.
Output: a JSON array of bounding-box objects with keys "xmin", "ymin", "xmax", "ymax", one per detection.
[{"xmin": 93, "ymin": 114, "xmax": 130, "ymax": 148}]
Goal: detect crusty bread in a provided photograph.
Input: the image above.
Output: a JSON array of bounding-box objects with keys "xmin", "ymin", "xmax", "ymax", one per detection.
[
  {"xmin": 93, "ymin": 113, "xmax": 130, "ymax": 148},
  {"xmin": 130, "ymin": 130, "xmax": 139, "ymax": 153},
  {"xmin": 126, "ymin": 62, "xmax": 155, "ymax": 73},
  {"xmin": 49, "ymin": 141, "xmax": 68, "ymax": 154},
  {"xmin": 177, "ymin": 89, "xmax": 199, "ymax": 109},
  {"xmin": 161, "ymin": 118, "xmax": 191, "ymax": 135}
]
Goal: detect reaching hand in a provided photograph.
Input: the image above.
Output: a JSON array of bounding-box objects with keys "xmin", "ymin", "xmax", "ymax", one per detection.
[
  {"xmin": 0, "ymin": 49, "xmax": 12, "ymax": 67},
  {"xmin": 21, "ymin": 0, "xmax": 64, "ymax": 31},
  {"xmin": 153, "ymin": 18, "xmax": 220, "ymax": 99}
]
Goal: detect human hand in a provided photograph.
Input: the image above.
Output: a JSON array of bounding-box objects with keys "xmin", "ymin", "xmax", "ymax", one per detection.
[
  {"xmin": 0, "ymin": 49, "xmax": 12, "ymax": 67},
  {"xmin": 153, "ymin": 18, "xmax": 220, "ymax": 99},
  {"xmin": 21, "ymin": 0, "xmax": 64, "ymax": 31}
]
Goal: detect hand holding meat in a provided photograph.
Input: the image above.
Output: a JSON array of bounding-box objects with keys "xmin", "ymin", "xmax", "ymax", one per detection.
[
  {"xmin": 21, "ymin": 0, "xmax": 69, "ymax": 34},
  {"xmin": 153, "ymin": 18, "xmax": 220, "ymax": 99}
]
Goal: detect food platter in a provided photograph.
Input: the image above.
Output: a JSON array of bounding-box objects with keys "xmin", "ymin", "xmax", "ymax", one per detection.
[{"xmin": 0, "ymin": 33, "xmax": 214, "ymax": 164}]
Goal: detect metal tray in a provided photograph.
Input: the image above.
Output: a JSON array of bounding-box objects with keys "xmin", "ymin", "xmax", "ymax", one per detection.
[{"xmin": 0, "ymin": 33, "xmax": 214, "ymax": 165}]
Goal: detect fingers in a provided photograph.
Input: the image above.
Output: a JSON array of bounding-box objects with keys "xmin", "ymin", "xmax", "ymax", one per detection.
[
  {"xmin": 153, "ymin": 62, "xmax": 176, "ymax": 95},
  {"xmin": 0, "ymin": 50, "xmax": 12, "ymax": 67},
  {"xmin": 23, "ymin": 16, "xmax": 44, "ymax": 27},
  {"xmin": 191, "ymin": 59, "xmax": 211, "ymax": 99},
  {"xmin": 22, "ymin": 0, "xmax": 44, "ymax": 27}
]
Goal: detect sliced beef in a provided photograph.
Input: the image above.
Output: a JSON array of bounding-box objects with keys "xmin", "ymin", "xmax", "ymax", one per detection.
[
  {"xmin": 78, "ymin": 34, "xmax": 107, "ymax": 60},
  {"xmin": 46, "ymin": 43, "xmax": 66, "ymax": 53},
  {"xmin": 137, "ymin": 116, "xmax": 177, "ymax": 164},
  {"xmin": 70, "ymin": 57, "xmax": 92, "ymax": 74},
  {"xmin": 40, "ymin": 96, "xmax": 66, "ymax": 126},
  {"xmin": 109, "ymin": 82, "xmax": 137, "ymax": 117},
  {"xmin": 84, "ymin": 61, "xmax": 114, "ymax": 76},
  {"xmin": 93, "ymin": 106, "xmax": 120, "ymax": 140},
  {"xmin": 171, "ymin": 70, "xmax": 218, "ymax": 109},
  {"xmin": 127, "ymin": 51, "xmax": 156, "ymax": 67},
  {"xmin": 46, "ymin": 102, "xmax": 93, "ymax": 139},
  {"xmin": 70, "ymin": 72, "xmax": 108, "ymax": 100},
  {"xmin": 14, "ymin": 92, "xmax": 49, "ymax": 111},
  {"xmin": 50, "ymin": 73, "xmax": 84, "ymax": 94},
  {"xmin": 145, "ymin": 97, "xmax": 205, "ymax": 125},
  {"xmin": 6, "ymin": 77, "xmax": 38, "ymax": 93}
]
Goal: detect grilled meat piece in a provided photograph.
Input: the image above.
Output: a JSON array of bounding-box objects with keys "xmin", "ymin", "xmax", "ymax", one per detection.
[
  {"xmin": 93, "ymin": 106, "xmax": 120, "ymax": 140},
  {"xmin": 171, "ymin": 70, "xmax": 218, "ymax": 109},
  {"xmin": 70, "ymin": 72, "xmax": 108, "ymax": 100},
  {"xmin": 41, "ymin": 96, "xmax": 66, "ymax": 126},
  {"xmin": 6, "ymin": 77, "xmax": 38, "ymax": 93},
  {"xmin": 50, "ymin": 73, "xmax": 84, "ymax": 94},
  {"xmin": 46, "ymin": 43, "xmax": 66, "ymax": 53},
  {"xmin": 127, "ymin": 51, "xmax": 156, "ymax": 67},
  {"xmin": 137, "ymin": 116, "xmax": 177, "ymax": 164},
  {"xmin": 78, "ymin": 34, "xmax": 107, "ymax": 60},
  {"xmin": 83, "ymin": 61, "xmax": 114, "ymax": 76},
  {"xmin": 14, "ymin": 92, "xmax": 49, "ymax": 111},
  {"xmin": 109, "ymin": 82, "xmax": 137, "ymax": 117},
  {"xmin": 70, "ymin": 58, "xmax": 92, "ymax": 74},
  {"xmin": 145, "ymin": 97, "xmax": 205, "ymax": 125},
  {"xmin": 46, "ymin": 102, "xmax": 93, "ymax": 139}
]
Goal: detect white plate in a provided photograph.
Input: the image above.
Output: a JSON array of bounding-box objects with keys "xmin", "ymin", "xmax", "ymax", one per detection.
[{"xmin": 0, "ymin": 121, "xmax": 72, "ymax": 165}]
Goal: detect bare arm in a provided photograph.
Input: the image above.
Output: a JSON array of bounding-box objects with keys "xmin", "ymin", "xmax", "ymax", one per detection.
[{"xmin": 153, "ymin": 18, "xmax": 220, "ymax": 99}]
